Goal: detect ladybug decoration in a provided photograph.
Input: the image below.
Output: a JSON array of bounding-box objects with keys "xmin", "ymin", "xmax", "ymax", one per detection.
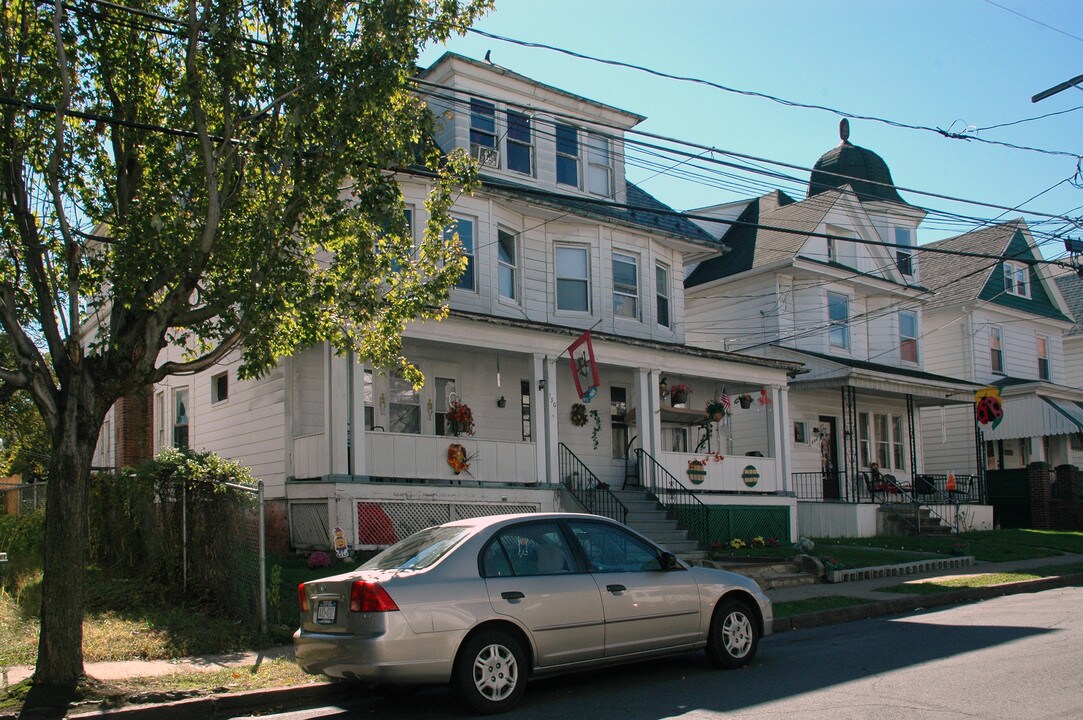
[{"xmin": 974, "ymin": 387, "xmax": 1005, "ymax": 430}]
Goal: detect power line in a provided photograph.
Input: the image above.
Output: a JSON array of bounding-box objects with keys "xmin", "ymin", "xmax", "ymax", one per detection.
[{"xmin": 981, "ymin": 0, "xmax": 1083, "ymax": 45}]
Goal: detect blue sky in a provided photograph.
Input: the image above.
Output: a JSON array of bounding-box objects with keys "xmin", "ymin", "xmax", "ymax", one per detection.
[{"xmin": 418, "ymin": 0, "xmax": 1083, "ymax": 261}]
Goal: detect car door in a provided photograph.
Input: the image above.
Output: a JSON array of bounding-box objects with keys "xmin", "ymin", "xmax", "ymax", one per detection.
[
  {"xmin": 482, "ymin": 521, "xmax": 605, "ymax": 667},
  {"xmin": 566, "ymin": 519, "xmax": 701, "ymax": 657}
]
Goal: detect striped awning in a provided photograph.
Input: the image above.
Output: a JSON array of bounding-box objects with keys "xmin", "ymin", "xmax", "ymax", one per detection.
[{"xmin": 981, "ymin": 395, "xmax": 1083, "ymax": 440}]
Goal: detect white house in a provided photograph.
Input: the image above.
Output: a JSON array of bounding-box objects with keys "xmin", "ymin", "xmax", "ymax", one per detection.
[
  {"xmin": 98, "ymin": 53, "xmax": 804, "ymax": 553},
  {"xmin": 684, "ymin": 122, "xmax": 984, "ymax": 537}
]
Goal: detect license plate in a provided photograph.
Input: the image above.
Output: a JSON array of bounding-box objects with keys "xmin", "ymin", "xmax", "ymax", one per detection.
[{"xmin": 316, "ymin": 600, "xmax": 337, "ymax": 625}]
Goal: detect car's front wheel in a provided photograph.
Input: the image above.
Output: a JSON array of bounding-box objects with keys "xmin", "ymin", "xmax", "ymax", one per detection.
[
  {"xmin": 454, "ymin": 629, "xmax": 527, "ymax": 714},
  {"xmin": 706, "ymin": 597, "xmax": 759, "ymax": 668}
]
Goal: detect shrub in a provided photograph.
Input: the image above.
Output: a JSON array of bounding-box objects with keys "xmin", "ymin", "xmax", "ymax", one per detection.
[{"xmin": 307, "ymin": 551, "xmax": 332, "ymax": 569}]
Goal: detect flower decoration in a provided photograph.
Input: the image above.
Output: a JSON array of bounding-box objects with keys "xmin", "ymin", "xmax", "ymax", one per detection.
[
  {"xmin": 751, "ymin": 536, "xmax": 765, "ymax": 548},
  {"xmin": 705, "ymin": 399, "xmax": 728, "ymax": 421},
  {"xmin": 668, "ymin": 383, "xmax": 691, "ymax": 398},
  {"xmin": 729, "ymin": 537, "xmax": 746, "ymax": 550},
  {"xmin": 571, "ymin": 402, "xmax": 588, "ymax": 427},
  {"xmin": 446, "ymin": 399, "xmax": 475, "ymax": 436},
  {"xmin": 447, "ymin": 442, "xmax": 475, "ymax": 475}
]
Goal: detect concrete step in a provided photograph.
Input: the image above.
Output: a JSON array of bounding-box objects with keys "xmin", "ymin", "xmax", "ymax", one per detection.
[{"xmin": 703, "ymin": 559, "xmax": 819, "ymax": 590}]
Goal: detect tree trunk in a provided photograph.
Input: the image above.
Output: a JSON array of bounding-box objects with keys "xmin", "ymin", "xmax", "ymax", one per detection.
[{"xmin": 33, "ymin": 391, "xmax": 100, "ymax": 688}]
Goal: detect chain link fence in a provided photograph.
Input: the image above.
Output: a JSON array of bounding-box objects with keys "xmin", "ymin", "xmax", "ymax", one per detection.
[{"xmin": 0, "ymin": 481, "xmax": 47, "ymax": 516}]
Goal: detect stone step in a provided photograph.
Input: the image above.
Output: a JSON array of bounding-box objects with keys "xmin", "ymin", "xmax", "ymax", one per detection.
[{"xmin": 702, "ymin": 559, "xmax": 818, "ymax": 590}]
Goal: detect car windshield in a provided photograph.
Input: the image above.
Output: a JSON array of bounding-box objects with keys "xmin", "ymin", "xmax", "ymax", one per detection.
[{"xmin": 361, "ymin": 526, "xmax": 472, "ymax": 571}]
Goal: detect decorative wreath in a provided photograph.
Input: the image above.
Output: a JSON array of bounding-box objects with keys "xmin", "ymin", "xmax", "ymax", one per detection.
[
  {"xmin": 570, "ymin": 403, "xmax": 588, "ymax": 427},
  {"xmin": 447, "ymin": 443, "xmax": 470, "ymax": 475}
]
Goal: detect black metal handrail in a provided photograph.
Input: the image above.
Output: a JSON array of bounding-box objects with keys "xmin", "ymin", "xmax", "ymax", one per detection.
[
  {"xmin": 635, "ymin": 449, "xmax": 709, "ymax": 545},
  {"xmin": 557, "ymin": 443, "xmax": 628, "ymax": 524}
]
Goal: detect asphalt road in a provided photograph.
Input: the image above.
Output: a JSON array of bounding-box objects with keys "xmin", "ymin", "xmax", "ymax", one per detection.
[{"xmin": 237, "ymin": 586, "xmax": 1083, "ymax": 720}]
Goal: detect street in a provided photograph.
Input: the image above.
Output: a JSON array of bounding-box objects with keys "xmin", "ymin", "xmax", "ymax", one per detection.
[{"xmin": 240, "ymin": 586, "xmax": 1083, "ymax": 720}]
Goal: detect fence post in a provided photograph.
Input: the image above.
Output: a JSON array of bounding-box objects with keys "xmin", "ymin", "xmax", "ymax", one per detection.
[
  {"xmin": 182, "ymin": 481, "xmax": 188, "ymax": 598},
  {"xmin": 258, "ymin": 480, "xmax": 267, "ymax": 635}
]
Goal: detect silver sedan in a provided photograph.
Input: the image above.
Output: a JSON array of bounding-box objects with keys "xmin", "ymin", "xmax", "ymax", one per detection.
[{"xmin": 294, "ymin": 512, "xmax": 772, "ymax": 714}]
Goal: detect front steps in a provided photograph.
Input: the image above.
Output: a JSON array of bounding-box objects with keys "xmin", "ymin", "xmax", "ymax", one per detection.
[
  {"xmin": 704, "ymin": 558, "xmax": 820, "ymax": 590},
  {"xmin": 610, "ymin": 487, "xmax": 706, "ymax": 563},
  {"xmin": 878, "ymin": 503, "xmax": 955, "ymax": 536}
]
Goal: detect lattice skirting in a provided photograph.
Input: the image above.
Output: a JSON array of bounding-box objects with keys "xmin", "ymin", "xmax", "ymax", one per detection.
[{"xmin": 357, "ymin": 501, "xmax": 539, "ymax": 547}]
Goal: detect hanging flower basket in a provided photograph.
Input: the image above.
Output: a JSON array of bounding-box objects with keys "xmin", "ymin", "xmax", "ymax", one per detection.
[
  {"xmin": 669, "ymin": 383, "xmax": 691, "ymax": 408},
  {"xmin": 448, "ymin": 443, "xmax": 470, "ymax": 475},
  {"xmin": 738, "ymin": 393, "xmax": 753, "ymax": 409},
  {"xmin": 705, "ymin": 400, "xmax": 727, "ymax": 422},
  {"xmin": 446, "ymin": 399, "xmax": 475, "ymax": 436},
  {"xmin": 687, "ymin": 459, "xmax": 707, "ymax": 485}
]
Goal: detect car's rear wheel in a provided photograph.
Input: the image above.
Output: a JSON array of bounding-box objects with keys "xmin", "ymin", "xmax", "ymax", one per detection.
[
  {"xmin": 706, "ymin": 597, "xmax": 759, "ymax": 668},
  {"xmin": 454, "ymin": 629, "xmax": 527, "ymax": 714}
]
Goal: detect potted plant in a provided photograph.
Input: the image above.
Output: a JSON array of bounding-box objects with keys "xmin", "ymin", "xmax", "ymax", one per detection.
[
  {"xmin": 669, "ymin": 383, "xmax": 691, "ymax": 407},
  {"xmin": 738, "ymin": 392, "xmax": 754, "ymax": 409},
  {"xmin": 446, "ymin": 399, "xmax": 475, "ymax": 436},
  {"xmin": 705, "ymin": 399, "xmax": 727, "ymax": 421}
]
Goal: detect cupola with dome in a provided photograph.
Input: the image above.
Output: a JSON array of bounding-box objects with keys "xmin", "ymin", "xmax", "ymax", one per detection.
[{"xmin": 807, "ymin": 119, "xmax": 912, "ymax": 206}]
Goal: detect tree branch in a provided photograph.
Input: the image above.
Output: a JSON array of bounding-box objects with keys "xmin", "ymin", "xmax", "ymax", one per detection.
[{"xmin": 155, "ymin": 328, "xmax": 243, "ymax": 379}]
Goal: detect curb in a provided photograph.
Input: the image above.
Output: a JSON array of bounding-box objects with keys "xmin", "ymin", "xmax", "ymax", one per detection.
[{"xmin": 773, "ymin": 572, "xmax": 1083, "ymax": 632}]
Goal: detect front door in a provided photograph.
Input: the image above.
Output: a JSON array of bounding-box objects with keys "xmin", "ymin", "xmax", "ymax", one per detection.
[{"xmin": 819, "ymin": 415, "xmax": 840, "ymax": 499}]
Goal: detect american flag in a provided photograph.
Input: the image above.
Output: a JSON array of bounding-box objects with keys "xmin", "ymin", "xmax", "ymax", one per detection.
[{"xmin": 720, "ymin": 386, "xmax": 731, "ymax": 411}]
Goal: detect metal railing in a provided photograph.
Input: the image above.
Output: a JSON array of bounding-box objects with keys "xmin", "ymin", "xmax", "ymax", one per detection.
[
  {"xmin": 558, "ymin": 444, "xmax": 628, "ymax": 524},
  {"xmin": 635, "ymin": 449, "xmax": 709, "ymax": 545},
  {"xmin": 793, "ymin": 471, "xmax": 984, "ymax": 506}
]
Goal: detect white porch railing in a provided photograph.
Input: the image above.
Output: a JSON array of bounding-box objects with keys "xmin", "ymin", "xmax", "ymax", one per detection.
[
  {"xmin": 368, "ymin": 433, "xmax": 537, "ymax": 484},
  {"xmin": 657, "ymin": 451, "xmax": 779, "ymax": 493},
  {"xmin": 292, "ymin": 433, "xmax": 328, "ymax": 479}
]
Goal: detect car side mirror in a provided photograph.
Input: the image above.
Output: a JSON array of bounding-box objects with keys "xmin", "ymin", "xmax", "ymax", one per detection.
[{"xmin": 659, "ymin": 551, "xmax": 677, "ymax": 570}]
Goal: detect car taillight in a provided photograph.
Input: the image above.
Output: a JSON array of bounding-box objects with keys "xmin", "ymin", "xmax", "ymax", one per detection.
[
  {"xmin": 350, "ymin": 581, "xmax": 399, "ymax": 613},
  {"xmin": 298, "ymin": 583, "xmax": 309, "ymax": 612}
]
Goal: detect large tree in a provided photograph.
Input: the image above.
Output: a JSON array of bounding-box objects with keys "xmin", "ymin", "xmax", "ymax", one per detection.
[{"xmin": 0, "ymin": 0, "xmax": 490, "ymax": 688}]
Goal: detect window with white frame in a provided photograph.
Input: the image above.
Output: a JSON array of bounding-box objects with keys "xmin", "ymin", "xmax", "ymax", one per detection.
[
  {"xmin": 793, "ymin": 419, "xmax": 809, "ymax": 445},
  {"xmin": 211, "ymin": 371, "xmax": 228, "ymax": 403},
  {"xmin": 859, "ymin": 411, "xmax": 905, "ymax": 471},
  {"xmin": 497, "ymin": 228, "xmax": 518, "ymax": 301},
  {"xmin": 434, "ymin": 376, "xmax": 457, "ymax": 436},
  {"xmin": 827, "ymin": 292, "xmax": 850, "ymax": 350},
  {"xmin": 1003, "ymin": 261, "xmax": 1030, "ymax": 297},
  {"xmin": 506, "ymin": 109, "xmax": 533, "ymax": 175},
  {"xmin": 656, "ymin": 262, "xmax": 670, "ymax": 328},
  {"xmin": 989, "ymin": 325, "xmax": 1004, "ymax": 374},
  {"xmin": 445, "ymin": 217, "xmax": 475, "ymax": 292},
  {"xmin": 586, "ymin": 132, "xmax": 612, "ymax": 196},
  {"xmin": 899, "ymin": 310, "xmax": 918, "ymax": 363},
  {"xmin": 388, "ymin": 370, "xmax": 420, "ymax": 434},
  {"xmin": 155, "ymin": 391, "xmax": 165, "ymax": 451},
  {"xmin": 1037, "ymin": 334, "xmax": 1050, "ymax": 381},
  {"xmin": 469, "ymin": 98, "xmax": 496, "ymax": 153},
  {"xmin": 363, "ymin": 369, "xmax": 374, "ymax": 431},
  {"xmin": 173, "ymin": 387, "xmax": 190, "ymax": 448},
  {"xmin": 895, "ymin": 227, "xmax": 913, "ymax": 276},
  {"xmin": 555, "ymin": 123, "xmax": 579, "ymax": 187},
  {"xmin": 612, "ymin": 252, "xmax": 639, "ymax": 319},
  {"xmin": 556, "ymin": 245, "xmax": 590, "ymax": 312}
]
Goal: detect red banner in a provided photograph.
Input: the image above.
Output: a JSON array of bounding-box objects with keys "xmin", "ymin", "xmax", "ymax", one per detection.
[{"xmin": 567, "ymin": 331, "xmax": 600, "ymax": 402}]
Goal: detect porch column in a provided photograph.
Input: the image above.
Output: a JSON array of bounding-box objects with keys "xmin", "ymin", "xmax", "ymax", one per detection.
[
  {"xmin": 634, "ymin": 368, "xmax": 663, "ymax": 460},
  {"xmin": 1029, "ymin": 436, "xmax": 1046, "ymax": 464},
  {"xmin": 774, "ymin": 384, "xmax": 792, "ymax": 494},
  {"xmin": 349, "ymin": 354, "xmax": 367, "ymax": 478},
  {"xmin": 532, "ymin": 354, "xmax": 548, "ymax": 485},
  {"xmin": 544, "ymin": 355, "xmax": 560, "ymax": 484},
  {"xmin": 326, "ymin": 344, "xmax": 350, "ymax": 476}
]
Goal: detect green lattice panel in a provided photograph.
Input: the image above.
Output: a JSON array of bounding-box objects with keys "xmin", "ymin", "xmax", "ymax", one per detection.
[{"xmin": 671, "ymin": 505, "xmax": 790, "ymax": 546}]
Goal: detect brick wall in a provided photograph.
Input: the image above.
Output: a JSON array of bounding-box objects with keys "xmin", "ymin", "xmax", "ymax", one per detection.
[
  {"xmin": 114, "ymin": 388, "xmax": 153, "ymax": 470},
  {"xmin": 1027, "ymin": 463, "xmax": 1055, "ymax": 530}
]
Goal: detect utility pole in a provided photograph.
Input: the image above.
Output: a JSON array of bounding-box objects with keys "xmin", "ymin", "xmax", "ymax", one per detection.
[{"xmin": 1031, "ymin": 74, "xmax": 1083, "ymax": 103}]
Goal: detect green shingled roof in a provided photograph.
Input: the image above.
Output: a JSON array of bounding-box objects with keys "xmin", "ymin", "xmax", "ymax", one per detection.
[{"xmin": 808, "ymin": 141, "xmax": 911, "ymax": 206}]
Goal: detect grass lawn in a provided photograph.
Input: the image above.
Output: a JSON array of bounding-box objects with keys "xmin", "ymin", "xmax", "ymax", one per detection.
[
  {"xmin": 816, "ymin": 529, "xmax": 1083, "ymax": 563},
  {"xmin": 875, "ymin": 561, "xmax": 1083, "ymax": 595},
  {"xmin": 772, "ymin": 595, "xmax": 876, "ymax": 618}
]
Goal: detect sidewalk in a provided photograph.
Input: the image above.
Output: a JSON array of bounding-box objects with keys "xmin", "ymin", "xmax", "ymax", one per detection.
[{"xmin": 4, "ymin": 553, "xmax": 1082, "ymax": 719}]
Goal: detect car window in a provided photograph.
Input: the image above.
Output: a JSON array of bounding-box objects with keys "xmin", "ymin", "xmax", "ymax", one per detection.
[
  {"xmin": 361, "ymin": 526, "xmax": 471, "ymax": 571},
  {"xmin": 481, "ymin": 522, "xmax": 576, "ymax": 577},
  {"xmin": 567, "ymin": 521, "xmax": 663, "ymax": 573}
]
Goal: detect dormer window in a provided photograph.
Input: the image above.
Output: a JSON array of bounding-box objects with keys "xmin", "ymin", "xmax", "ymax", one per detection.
[
  {"xmin": 506, "ymin": 110, "xmax": 533, "ymax": 175},
  {"xmin": 895, "ymin": 227, "xmax": 913, "ymax": 276},
  {"xmin": 1003, "ymin": 261, "xmax": 1029, "ymax": 298},
  {"xmin": 470, "ymin": 98, "xmax": 496, "ymax": 155},
  {"xmin": 586, "ymin": 133, "xmax": 611, "ymax": 196},
  {"xmin": 556, "ymin": 123, "xmax": 580, "ymax": 187}
]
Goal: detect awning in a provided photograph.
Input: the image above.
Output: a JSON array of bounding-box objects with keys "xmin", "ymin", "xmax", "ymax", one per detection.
[{"xmin": 981, "ymin": 395, "xmax": 1083, "ymax": 440}]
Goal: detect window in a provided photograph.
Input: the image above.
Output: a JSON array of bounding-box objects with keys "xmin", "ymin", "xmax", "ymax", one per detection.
[
  {"xmin": 1003, "ymin": 261, "xmax": 1030, "ymax": 297},
  {"xmin": 482, "ymin": 522, "xmax": 577, "ymax": 577},
  {"xmin": 586, "ymin": 132, "xmax": 611, "ymax": 196},
  {"xmin": 173, "ymin": 387, "xmax": 189, "ymax": 448},
  {"xmin": 434, "ymin": 376, "xmax": 456, "ymax": 436},
  {"xmin": 612, "ymin": 252, "xmax": 639, "ymax": 319},
  {"xmin": 666, "ymin": 427, "xmax": 688, "ymax": 452},
  {"xmin": 446, "ymin": 217, "xmax": 475, "ymax": 291},
  {"xmin": 506, "ymin": 110, "xmax": 533, "ymax": 175},
  {"xmin": 567, "ymin": 520, "xmax": 667, "ymax": 573},
  {"xmin": 520, "ymin": 380, "xmax": 531, "ymax": 442},
  {"xmin": 1037, "ymin": 335, "xmax": 1050, "ymax": 381},
  {"xmin": 497, "ymin": 228, "xmax": 518, "ymax": 301},
  {"xmin": 211, "ymin": 372, "xmax": 228, "ymax": 403},
  {"xmin": 556, "ymin": 245, "xmax": 590, "ymax": 312},
  {"xmin": 859, "ymin": 412, "xmax": 905, "ymax": 471},
  {"xmin": 899, "ymin": 310, "xmax": 918, "ymax": 363},
  {"xmin": 155, "ymin": 391, "xmax": 165, "ymax": 451},
  {"xmin": 363, "ymin": 369, "xmax": 374, "ymax": 431},
  {"xmin": 610, "ymin": 386, "xmax": 628, "ymax": 459},
  {"xmin": 388, "ymin": 371, "xmax": 420, "ymax": 434},
  {"xmin": 469, "ymin": 98, "xmax": 496, "ymax": 151},
  {"xmin": 656, "ymin": 263, "xmax": 670, "ymax": 328},
  {"xmin": 989, "ymin": 325, "xmax": 1004, "ymax": 374},
  {"xmin": 556, "ymin": 123, "xmax": 579, "ymax": 187},
  {"xmin": 827, "ymin": 292, "xmax": 850, "ymax": 350},
  {"xmin": 895, "ymin": 227, "xmax": 913, "ymax": 276},
  {"xmin": 793, "ymin": 420, "xmax": 809, "ymax": 445}
]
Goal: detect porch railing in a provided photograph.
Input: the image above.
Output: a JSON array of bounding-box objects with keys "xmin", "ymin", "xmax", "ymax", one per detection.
[
  {"xmin": 793, "ymin": 471, "xmax": 984, "ymax": 505},
  {"xmin": 635, "ymin": 449, "xmax": 709, "ymax": 545},
  {"xmin": 558, "ymin": 444, "xmax": 627, "ymax": 524}
]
